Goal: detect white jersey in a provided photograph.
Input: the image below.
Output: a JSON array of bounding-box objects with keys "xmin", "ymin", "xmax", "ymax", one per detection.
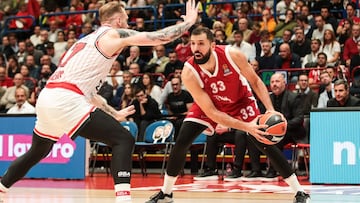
[{"xmin": 48, "ymin": 26, "xmax": 118, "ymax": 98}]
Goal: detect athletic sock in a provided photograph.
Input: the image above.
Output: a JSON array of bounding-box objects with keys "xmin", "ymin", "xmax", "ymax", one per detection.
[
  {"xmin": 115, "ymin": 183, "xmax": 131, "ymax": 201},
  {"xmin": 161, "ymin": 173, "xmax": 177, "ymax": 195},
  {"xmin": 0, "ymin": 182, "xmax": 9, "ymax": 193},
  {"xmin": 284, "ymin": 173, "xmax": 305, "ymax": 193}
]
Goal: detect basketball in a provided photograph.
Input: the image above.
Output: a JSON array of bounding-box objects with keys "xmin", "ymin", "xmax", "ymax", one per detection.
[{"xmin": 257, "ymin": 112, "xmax": 287, "ymax": 145}]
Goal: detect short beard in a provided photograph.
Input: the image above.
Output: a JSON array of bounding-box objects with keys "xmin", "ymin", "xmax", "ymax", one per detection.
[{"xmin": 194, "ymin": 49, "xmax": 211, "ymax": 65}]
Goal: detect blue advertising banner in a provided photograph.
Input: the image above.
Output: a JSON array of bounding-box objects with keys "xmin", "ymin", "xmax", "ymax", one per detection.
[
  {"xmin": 310, "ymin": 108, "xmax": 360, "ymax": 184},
  {"xmin": 0, "ymin": 115, "xmax": 86, "ymax": 179}
]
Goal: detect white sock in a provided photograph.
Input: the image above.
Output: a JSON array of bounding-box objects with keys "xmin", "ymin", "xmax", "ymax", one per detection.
[
  {"xmin": 115, "ymin": 183, "xmax": 131, "ymax": 201},
  {"xmin": 284, "ymin": 173, "xmax": 305, "ymax": 194},
  {"xmin": 161, "ymin": 173, "xmax": 177, "ymax": 195},
  {"xmin": 0, "ymin": 182, "xmax": 9, "ymax": 193}
]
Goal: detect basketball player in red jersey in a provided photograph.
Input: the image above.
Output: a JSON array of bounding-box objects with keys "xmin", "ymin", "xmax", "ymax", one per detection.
[
  {"xmin": 147, "ymin": 27, "xmax": 310, "ymax": 203},
  {"xmin": 0, "ymin": 1, "xmax": 199, "ymax": 202}
]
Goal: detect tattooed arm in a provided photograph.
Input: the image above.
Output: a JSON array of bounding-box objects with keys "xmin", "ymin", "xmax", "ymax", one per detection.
[{"xmin": 97, "ymin": 0, "xmax": 198, "ymax": 56}]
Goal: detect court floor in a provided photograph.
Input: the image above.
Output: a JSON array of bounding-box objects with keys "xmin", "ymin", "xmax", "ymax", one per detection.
[{"xmin": 1, "ymin": 173, "xmax": 360, "ymax": 203}]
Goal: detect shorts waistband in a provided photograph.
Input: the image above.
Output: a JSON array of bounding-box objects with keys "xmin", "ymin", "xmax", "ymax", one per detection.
[{"xmin": 46, "ymin": 82, "xmax": 84, "ymax": 95}]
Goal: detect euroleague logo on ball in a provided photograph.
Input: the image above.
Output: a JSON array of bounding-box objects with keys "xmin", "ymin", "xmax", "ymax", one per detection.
[{"xmin": 257, "ymin": 112, "xmax": 287, "ymax": 145}]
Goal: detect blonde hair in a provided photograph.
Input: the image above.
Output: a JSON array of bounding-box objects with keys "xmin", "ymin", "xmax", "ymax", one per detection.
[{"xmin": 98, "ymin": 1, "xmax": 125, "ymax": 23}]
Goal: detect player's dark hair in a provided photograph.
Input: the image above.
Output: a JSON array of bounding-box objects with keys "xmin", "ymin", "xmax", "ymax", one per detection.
[{"xmin": 191, "ymin": 27, "xmax": 215, "ymax": 42}]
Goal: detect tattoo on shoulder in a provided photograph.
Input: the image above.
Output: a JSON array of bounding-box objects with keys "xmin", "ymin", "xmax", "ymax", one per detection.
[{"xmin": 116, "ymin": 29, "xmax": 139, "ymax": 38}]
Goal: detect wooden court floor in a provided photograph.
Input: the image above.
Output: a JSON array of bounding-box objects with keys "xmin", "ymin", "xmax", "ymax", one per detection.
[{"xmin": 1, "ymin": 173, "xmax": 360, "ymax": 203}]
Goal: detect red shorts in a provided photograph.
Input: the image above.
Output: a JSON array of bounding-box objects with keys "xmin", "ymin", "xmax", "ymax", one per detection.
[{"xmin": 184, "ymin": 100, "xmax": 260, "ymax": 135}]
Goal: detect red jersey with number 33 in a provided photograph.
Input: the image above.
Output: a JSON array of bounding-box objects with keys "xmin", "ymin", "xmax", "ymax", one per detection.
[{"xmin": 185, "ymin": 45, "xmax": 260, "ymax": 122}]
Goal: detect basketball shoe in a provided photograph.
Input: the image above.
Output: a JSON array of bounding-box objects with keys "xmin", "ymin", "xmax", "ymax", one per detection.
[
  {"xmin": 293, "ymin": 191, "xmax": 310, "ymax": 203},
  {"xmin": 193, "ymin": 169, "xmax": 219, "ymax": 181},
  {"xmin": 223, "ymin": 167, "xmax": 243, "ymax": 181},
  {"xmin": 146, "ymin": 190, "xmax": 173, "ymax": 203}
]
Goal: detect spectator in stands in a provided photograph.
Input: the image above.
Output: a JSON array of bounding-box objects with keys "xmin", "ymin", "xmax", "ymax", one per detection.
[
  {"xmin": 0, "ymin": 86, "xmax": 5, "ymax": 100},
  {"xmin": 302, "ymin": 39, "xmax": 322, "ymax": 68},
  {"xmin": 19, "ymin": 64, "xmax": 36, "ymax": 95},
  {"xmin": 24, "ymin": 42, "xmax": 43, "ymax": 66},
  {"xmin": 6, "ymin": 87, "xmax": 35, "ymax": 114},
  {"xmin": 214, "ymin": 30, "xmax": 228, "ymax": 45},
  {"xmin": 337, "ymin": 19, "xmax": 353, "ymax": 46},
  {"xmin": 232, "ymin": 6, "xmax": 252, "ymax": 32},
  {"xmin": 252, "ymin": 73, "xmax": 305, "ymax": 180},
  {"xmin": 322, "ymin": 29, "xmax": 341, "ymax": 66},
  {"xmin": 219, "ymin": 13, "xmax": 233, "ymax": 39},
  {"xmin": 16, "ymin": 41, "xmax": 27, "ymax": 65},
  {"xmin": 1, "ymin": 35, "xmax": 15, "ymax": 59},
  {"xmin": 0, "ymin": 55, "xmax": 5, "ymax": 67},
  {"xmin": 327, "ymin": 79, "xmax": 360, "ymax": 107},
  {"xmin": 300, "ymin": 5, "xmax": 315, "ymax": 27},
  {"xmin": 142, "ymin": 72, "xmax": 162, "ymax": 109},
  {"xmin": 165, "ymin": 76, "xmax": 193, "ymax": 139},
  {"xmin": 67, "ymin": 29, "xmax": 78, "ymax": 42},
  {"xmin": 53, "ymin": 31, "xmax": 67, "ymax": 65},
  {"xmin": 37, "ymin": 64, "xmax": 52, "ymax": 92},
  {"xmin": 125, "ymin": 46, "xmax": 146, "ymax": 71},
  {"xmin": 35, "ymin": 29, "xmax": 50, "ymax": 54},
  {"xmin": 274, "ymin": 9, "xmax": 297, "ymax": 43},
  {"xmin": 317, "ymin": 70, "xmax": 334, "ymax": 108},
  {"xmin": 97, "ymin": 81, "xmax": 114, "ymax": 105},
  {"xmin": 320, "ymin": 6, "xmax": 338, "ymax": 32},
  {"xmin": 147, "ymin": 45, "xmax": 169, "ymax": 73},
  {"xmin": 129, "ymin": 62, "xmax": 142, "ymax": 87},
  {"xmin": 248, "ymin": 22, "xmax": 262, "ymax": 45},
  {"xmin": 274, "ymin": 29, "xmax": 293, "ymax": 54},
  {"xmin": 40, "ymin": 54, "xmax": 57, "ymax": 73},
  {"xmin": 175, "ymin": 32, "xmax": 192, "ymax": 63},
  {"xmin": 231, "ymin": 30, "xmax": 255, "ymax": 61},
  {"xmin": 131, "ymin": 87, "xmax": 162, "ymax": 142},
  {"xmin": 250, "ymin": 59, "xmax": 259, "ymax": 72},
  {"xmin": 78, "ymin": 22, "xmax": 94, "ymax": 39},
  {"xmin": 256, "ymin": 40, "xmax": 277, "ymax": 70},
  {"xmin": 82, "ymin": 3, "xmax": 98, "ymax": 26},
  {"xmin": 6, "ymin": 55, "xmax": 20, "ymax": 78},
  {"xmin": 350, "ymin": 41, "xmax": 360, "ymax": 81},
  {"xmin": 260, "ymin": 9, "xmax": 276, "ymax": 41},
  {"xmin": 160, "ymin": 67, "xmax": 185, "ymax": 106},
  {"xmin": 330, "ymin": 0, "xmax": 344, "ymax": 20},
  {"xmin": 48, "ymin": 6, "xmax": 67, "ymax": 28},
  {"xmin": 65, "ymin": 6, "xmax": 83, "ymax": 30},
  {"xmin": 132, "ymin": 17, "xmax": 148, "ymax": 31},
  {"xmin": 105, "ymin": 60, "xmax": 124, "ymax": 95},
  {"xmin": 296, "ymin": 15, "xmax": 314, "ymax": 40},
  {"xmin": 343, "ymin": 24, "xmax": 360, "ymax": 67},
  {"xmin": 44, "ymin": 42, "xmax": 58, "ymax": 65},
  {"xmin": 8, "ymin": 34, "xmax": 19, "ymax": 55},
  {"xmin": 120, "ymin": 83, "xmax": 135, "ymax": 111},
  {"xmin": 291, "ymin": 27, "xmax": 311, "ymax": 62},
  {"xmin": 276, "ymin": 0, "xmax": 296, "ymax": 22},
  {"xmin": 296, "ymin": 73, "xmax": 318, "ymax": 115},
  {"xmin": 312, "ymin": 15, "xmax": 333, "ymax": 43},
  {"xmin": 23, "ymin": 55, "xmax": 40, "ymax": 80},
  {"xmin": 275, "ymin": 43, "xmax": 302, "ymax": 82},
  {"xmin": 0, "ymin": 73, "xmax": 29, "ymax": 112},
  {"xmin": 8, "ymin": 3, "xmax": 32, "ymax": 31},
  {"xmin": 48, "ymin": 20, "xmax": 62, "ymax": 43},
  {"xmin": 237, "ymin": 18, "xmax": 252, "ymax": 43},
  {"xmin": 163, "ymin": 51, "xmax": 183, "ymax": 79},
  {"xmin": 308, "ymin": 52, "xmax": 327, "ymax": 87},
  {"xmin": 0, "ymin": 66, "xmax": 13, "ymax": 88},
  {"xmin": 336, "ymin": 3, "xmax": 360, "ymax": 35},
  {"xmin": 254, "ymin": 30, "xmax": 273, "ymax": 57},
  {"xmin": 113, "ymin": 70, "xmax": 134, "ymax": 109}
]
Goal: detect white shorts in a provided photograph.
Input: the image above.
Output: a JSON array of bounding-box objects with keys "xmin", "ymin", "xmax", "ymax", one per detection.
[{"xmin": 34, "ymin": 87, "xmax": 96, "ymax": 141}]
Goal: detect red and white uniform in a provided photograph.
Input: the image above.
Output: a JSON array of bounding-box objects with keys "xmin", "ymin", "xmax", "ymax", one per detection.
[
  {"xmin": 34, "ymin": 26, "xmax": 118, "ymax": 141},
  {"xmin": 184, "ymin": 45, "xmax": 260, "ymax": 135}
]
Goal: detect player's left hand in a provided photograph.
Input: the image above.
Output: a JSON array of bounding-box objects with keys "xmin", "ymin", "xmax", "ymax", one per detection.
[
  {"xmin": 114, "ymin": 105, "xmax": 135, "ymax": 121},
  {"xmin": 181, "ymin": 0, "xmax": 199, "ymax": 26}
]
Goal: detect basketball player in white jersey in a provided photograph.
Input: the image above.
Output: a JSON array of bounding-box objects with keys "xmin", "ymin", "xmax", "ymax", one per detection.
[{"xmin": 0, "ymin": 1, "xmax": 199, "ymax": 202}]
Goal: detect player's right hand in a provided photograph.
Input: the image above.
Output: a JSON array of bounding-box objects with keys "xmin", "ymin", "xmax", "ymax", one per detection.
[{"xmin": 245, "ymin": 116, "xmax": 269, "ymax": 143}]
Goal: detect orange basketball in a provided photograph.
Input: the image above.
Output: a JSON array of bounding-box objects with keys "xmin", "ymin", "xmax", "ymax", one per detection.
[{"xmin": 257, "ymin": 112, "xmax": 287, "ymax": 145}]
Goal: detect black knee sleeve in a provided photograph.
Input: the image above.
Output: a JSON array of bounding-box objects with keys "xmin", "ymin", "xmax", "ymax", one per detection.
[{"xmin": 166, "ymin": 122, "xmax": 207, "ymax": 176}]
